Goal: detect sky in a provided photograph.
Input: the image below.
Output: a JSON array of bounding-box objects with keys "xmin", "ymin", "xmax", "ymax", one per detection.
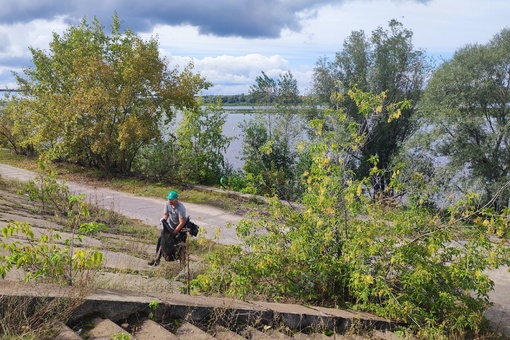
[{"xmin": 0, "ymin": 0, "xmax": 509, "ymax": 95}]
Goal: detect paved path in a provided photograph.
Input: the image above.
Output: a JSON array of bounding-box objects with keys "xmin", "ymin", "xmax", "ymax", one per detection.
[
  {"xmin": 0, "ymin": 163, "xmax": 509, "ymax": 336},
  {"xmin": 0, "ymin": 163, "xmax": 242, "ymax": 246}
]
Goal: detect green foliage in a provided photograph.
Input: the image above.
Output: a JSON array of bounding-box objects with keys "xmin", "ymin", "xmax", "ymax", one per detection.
[
  {"xmin": 3, "ymin": 14, "xmax": 210, "ymax": 176},
  {"xmin": 176, "ymin": 100, "xmax": 233, "ymax": 184},
  {"xmin": 0, "ymin": 95, "xmax": 36, "ymax": 156},
  {"xmin": 21, "ymin": 159, "xmax": 70, "ymax": 214},
  {"xmin": 241, "ymin": 71, "xmax": 304, "ymax": 200},
  {"xmin": 190, "ymin": 89, "xmax": 510, "ymax": 336},
  {"xmin": 414, "ymin": 27, "xmax": 510, "ymax": 211},
  {"xmin": 218, "ymin": 170, "xmax": 248, "ymax": 192},
  {"xmin": 0, "ymin": 220, "xmax": 104, "ymax": 285},
  {"xmin": 2, "ymin": 160, "xmax": 105, "ymax": 285},
  {"xmin": 311, "ymin": 19, "xmax": 430, "ymax": 195},
  {"xmin": 132, "ymin": 137, "xmax": 179, "ymax": 182},
  {"xmin": 202, "ymin": 93, "xmax": 256, "ymax": 105},
  {"xmin": 148, "ymin": 299, "xmax": 159, "ymax": 320},
  {"xmin": 189, "ymin": 245, "xmax": 246, "ymax": 297}
]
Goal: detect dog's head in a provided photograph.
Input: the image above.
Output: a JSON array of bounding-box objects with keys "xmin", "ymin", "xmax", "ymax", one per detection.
[{"xmin": 186, "ymin": 218, "xmax": 199, "ymax": 237}]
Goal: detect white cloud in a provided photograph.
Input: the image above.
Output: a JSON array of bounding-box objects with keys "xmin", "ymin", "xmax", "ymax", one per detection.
[
  {"xmin": 0, "ymin": 0, "xmax": 509, "ymax": 94},
  {"xmin": 0, "ymin": 17, "xmax": 68, "ymax": 58},
  {"xmin": 165, "ymin": 54, "xmax": 293, "ymax": 95}
]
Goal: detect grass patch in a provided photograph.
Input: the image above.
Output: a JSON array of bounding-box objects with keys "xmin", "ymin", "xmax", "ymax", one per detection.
[{"xmin": 0, "ymin": 149, "xmax": 39, "ymax": 171}]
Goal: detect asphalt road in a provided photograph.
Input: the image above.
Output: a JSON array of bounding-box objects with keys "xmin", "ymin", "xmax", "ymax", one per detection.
[{"xmin": 0, "ymin": 163, "xmax": 509, "ymax": 336}]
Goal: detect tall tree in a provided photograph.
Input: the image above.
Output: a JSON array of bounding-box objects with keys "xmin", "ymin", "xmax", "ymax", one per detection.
[
  {"xmin": 4, "ymin": 14, "xmax": 209, "ymax": 176},
  {"xmin": 176, "ymin": 100, "xmax": 233, "ymax": 185},
  {"xmin": 0, "ymin": 95, "xmax": 36, "ymax": 155},
  {"xmin": 312, "ymin": 20, "xmax": 429, "ymax": 196},
  {"xmin": 414, "ymin": 28, "xmax": 510, "ymax": 211},
  {"xmin": 242, "ymin": 71, "xmax": 303, "ymax": 199}
]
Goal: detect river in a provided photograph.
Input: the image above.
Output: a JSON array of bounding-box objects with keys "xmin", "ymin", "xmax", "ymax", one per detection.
[{"xmin": 221, "ymin": 107, "xmax": 256, "ymax": 169}]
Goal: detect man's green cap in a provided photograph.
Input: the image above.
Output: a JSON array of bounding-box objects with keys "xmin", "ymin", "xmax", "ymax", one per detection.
[{"xmin": 167, "ymin": 191, "xmax": 178, "ymax": 200}]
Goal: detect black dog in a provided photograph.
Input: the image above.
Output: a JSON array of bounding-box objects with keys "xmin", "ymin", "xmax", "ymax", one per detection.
[{"xmin": 160, "ymin": 217, "xmax": 199, "ymax": 261}]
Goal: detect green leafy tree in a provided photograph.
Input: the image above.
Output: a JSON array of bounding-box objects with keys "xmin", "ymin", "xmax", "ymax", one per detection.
[
  {"xmin": 413, "ymin": 28, "xmax": 510, "ymax": 211},
  {"xmin": 0, "ymin": 95, "xmax": 36, "ymax": 155},
  {"xmin": 176, "ymin": 100, "xmax": 233, "ymax": 184},
  {"xmin": 311, "ymin": 20, "xmax": 429, "ymax": 196},
  {"xmin": 249, "ymin": 71, "xmax": 278, "ymax": 105},
  {"xmin": 132, "ymin": 137, "xmax": 179, "ymax": 182},
  {"xmin": 4, "ymin": 14, "xmax": 209, "ymax": 176},
  {"xmin": 241, "ymin": 71, "xmax": 303, "ymax": 199},
  {"xmin": 190, "ymin": 89, "xmax": 510, "ymax": 337}
]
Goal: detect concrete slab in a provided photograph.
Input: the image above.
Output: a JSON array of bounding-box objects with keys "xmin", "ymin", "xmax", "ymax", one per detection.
[
  {"xmin": 54, "ymin": 321, "xmax": 82, "ymax": 340},
  {"xmin": 250, "ymin": 300, "xmax": 353, "ymax": 331},
  {"xmin": 175, "ymin": 321, "xmax": 215, "ymax": 339},
  {"xmin": 152, "ymin": 293, "xmax": 272, "ymax": 326},
  {"xmin": 240, "ymin": 325, "xmax": 271, "ymax": 339},
  {"xmin": 135, "ymin": 319, "xmax": 179, "ymax": 339},
  {"xmin": 485, "ymin": 266, "xmax": 510, "ymax": 337},
  {"xmin": 212, "ymin": 324, "xmax": 246, "ymax": 339},
  {"xmin": 311, "ymin": 306, "xmax": 392, "ymax": 331},
  {"xmin": 85, "ymin": 317, "xmax": 129, "ymax": 339}
]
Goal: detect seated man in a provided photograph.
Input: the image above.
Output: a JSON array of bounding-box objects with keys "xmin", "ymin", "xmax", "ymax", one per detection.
[{"xmin": 148, "ymin": 191, "xmax": 186, "ymax": 266}]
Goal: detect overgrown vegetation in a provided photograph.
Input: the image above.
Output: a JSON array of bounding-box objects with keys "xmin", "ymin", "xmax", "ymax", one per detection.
[
  {"xmin": 0, "ymin": 14, "xmax": 210, "ymax": 176},
  {"xmin": 0, "ymin": 294, "xmax": 87, "ymax": 339},
  {"xmin": 175, "ymin": 100, "xmax": 234, "ymax": 184},
  {"xmin": 0, "ymin": 161, "xmax": 215, "ymax": 338},
  {"xmin": 190, "ymin": 90, "xmax": 510, "ymax": 338},
  {"xmin": 0, "ymin": 161, "xmax": 105, "ymax": 285},
  {"xmin": 408, "ymin": 27, "xmax": 510, "ymax": 212}
]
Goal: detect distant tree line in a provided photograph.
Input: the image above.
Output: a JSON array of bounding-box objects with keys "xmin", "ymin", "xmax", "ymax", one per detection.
[
  {"xmin": 202, "ymin": 93, "xmax": 254, "ymax": 105},
  {"xmin": 201, "ymin": 92, "xmax": 304, "ymax": 105}
]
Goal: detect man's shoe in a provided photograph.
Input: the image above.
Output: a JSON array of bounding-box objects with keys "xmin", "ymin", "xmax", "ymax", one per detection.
[{"xmin": 148, "ymin": 259, "xmax": 160, "ymax": 266}]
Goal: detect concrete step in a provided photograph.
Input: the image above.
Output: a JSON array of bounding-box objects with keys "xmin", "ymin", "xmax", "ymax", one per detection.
[
  {"xmin": 1, "ymin": 281, "xmax": 396, "ymax": 339},
  {"xmin": 53, "ymin": 321, "xmax": 82, "ymax": 340},
  {"xmin": 240, "ymin": 325, "xmax": 294, "ymax": 339},
  {"xmin": 83, "ymin": 317, "xmax": 130, "ymax": 339},
  {"xmin": 265, "ymin": 328, "xmax": 294, "ymax": 339},
  {"xmin": 134, "ymin": 319, "xmax": 179, "ymax": 339},
  {"xmin": 175, "ymin": 321, "xmax": 215, "ymax": 339},
  {"xmin": 55, "ymin": 316, "xmax": 398, "ymax": 339},
  {"xmin": 211, "ymin": 324, "xmax": 245, "ymax": 339}
]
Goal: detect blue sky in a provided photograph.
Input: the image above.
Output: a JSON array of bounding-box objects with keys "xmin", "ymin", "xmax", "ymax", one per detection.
[{"xmin": 0, "ymin": 0, "xmax": 508, "ymax": 95}]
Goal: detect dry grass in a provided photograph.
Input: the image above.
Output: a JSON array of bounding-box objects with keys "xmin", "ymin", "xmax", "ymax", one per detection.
[{"xmin": 0, "ymin": 281, "xmax": 95, "ymax": 339}]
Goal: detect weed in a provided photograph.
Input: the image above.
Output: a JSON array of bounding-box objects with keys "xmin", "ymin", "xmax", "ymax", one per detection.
[
  {"xmin": 0, "ymin": 282, "xmax": 92, "ymax": 339},
  {"xmin": 110, "ymin": 333, "xmax": 131, "ymax": 340},
  {"xmin": 148, "ymin": 300, "xmax": 159, "ymax": 320}
]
